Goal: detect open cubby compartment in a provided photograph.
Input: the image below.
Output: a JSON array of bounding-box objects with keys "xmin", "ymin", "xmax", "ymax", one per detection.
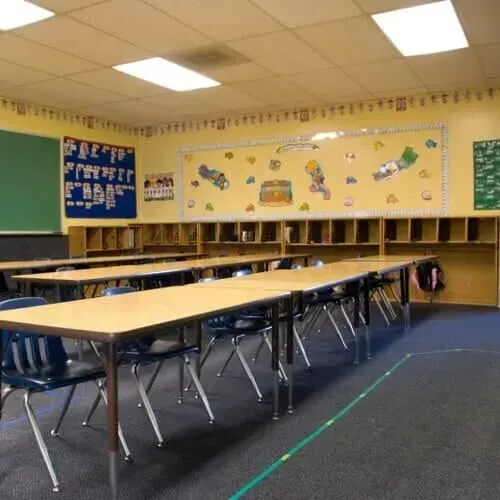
[
  {"xmin": 410, "ymin": 218, "xmax": 437, "ymax": 242},
  {"xmin": 438, "ymin": 218, "xmax": 467, "ymax": 242},
  {"xmin": 240, "ymin": 221, "xmax": 258, "ymax": 242},
  {"xmin": 384, "ymin": 218, "xmax": 410, "ymax": 242},
  {"xmin": 163, "ymin": 223, "xmax": 179, "ymax": 244},
  {"xmin": 467, "ymin": 217, "xmax": 497, "ymax": 243},
  {"xmin": 201, "ymin": 222, "xmax": 218, "ymax": 243},
  {"xmin": 117, "ymin": 227, "xmax": 131, "ymax": 249},
  {"xmin": 179, "ymin": 223, "xmax": 197, "ymax": 245},
  {"xmin": 219, "ymin": 222, "xmax": 238, "ymax": 242},
  {"xmin": 143, "ymin": 224, "xmax": 164, "ymax": 245},
  {"xmin": 129, "ymin": 226, "xmax": 142, "ymax": 249},
  {"xmin": 307, "ymin": 219, "xmax": 331, "ymax": 244},
  {"xmin": 102, "ymin": 227, "xmax": 117, "ymax": 250},
  {"xmin": 284, "ymin": 221, "xmax": 307, "ymax": 244},
  {"xmin": 332, "ymin": 219, "xmax": 355, "ymax": 244},
  {"xmin": 260, "ymin": 221, "xmax": 280, "ymax": 243},
  {"xmin": 357, "ymin": 218, "xmax": 380, "ymax": 244},
  {"xmin": 85, "ymin": 227, "xmax": 102, "ymax": 250}
]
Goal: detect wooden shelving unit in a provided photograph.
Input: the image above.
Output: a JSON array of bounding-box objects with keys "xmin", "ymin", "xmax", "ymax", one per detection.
[{"xmin": 68, "ymin": 216, "xmax": 499, "ymax": 306}]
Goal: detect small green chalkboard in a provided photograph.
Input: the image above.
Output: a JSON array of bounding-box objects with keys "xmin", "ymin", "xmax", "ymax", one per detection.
[{"xmin": 473, "ymin": 139, "xmax": 500, "ymax": 210}]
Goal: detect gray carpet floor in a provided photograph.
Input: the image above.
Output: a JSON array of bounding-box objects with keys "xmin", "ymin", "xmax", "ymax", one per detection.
[{"xmin": 1, "ymin": 304, "xmax": 500, "ymax": 500}]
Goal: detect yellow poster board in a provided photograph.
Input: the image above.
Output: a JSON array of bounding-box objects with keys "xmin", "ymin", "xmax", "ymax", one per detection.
[{"xmin": 179, "ymin": 123, "xmax": 448, "ymax": 220}]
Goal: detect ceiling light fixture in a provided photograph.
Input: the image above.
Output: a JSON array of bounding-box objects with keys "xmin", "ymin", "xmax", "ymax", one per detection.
[
  {"xmin": 113, "ymin": 57, "xmax": 221, "ymax": 92},
  {"xmin": 372, "ymin": 0, "xmax": 468, "ymax": 57},
  {"xmin": 311, "ymin": 131, "xmax": 345, "ymax": 141},
  {"xmin": 0, "ymin": 0, "xmax": 54, "ymax": 31}
]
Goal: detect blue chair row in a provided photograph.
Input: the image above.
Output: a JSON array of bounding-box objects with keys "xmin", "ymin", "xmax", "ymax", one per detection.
[{"xmin": 0, "ymin": 297, "xmax": 132, "ymax": 493}]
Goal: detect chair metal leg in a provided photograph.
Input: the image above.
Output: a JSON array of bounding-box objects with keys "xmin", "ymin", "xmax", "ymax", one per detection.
[
  {"xmin": 185, "ymin": 355, "xmax": 215, "ymax": 424},
  {"xmin": 380, "ymin": 288, "xmax": 397, "ymax": 319},
  {"xmin": 324, "ymin": 305, "xmax": 349, "ymax": 350},
  {"xmin": 1, "ymin": 386, "xmax": 16, "ymax": 406},
  {"xmin": 340, "ymin": 303, "xmax": 357, "ymax": 338},
  {"xmin": 131, "ymin": 364, "xmax": 165, "ymax": 448},
  {"xmin": 293, "ymin": 325, "xmax": 311, "ymax": 369},
  {"xmin": 217, "ymin": 348, "xmax": 235, "ymax": 377},
  {"xmin": 185, "ymin": 336, "xmax": 217, "ymax": 392},
  {"xmin": 96, "ymin": 382, "xmax": 134, "ymax": 463},
  {"xmin": 82, "ymin": 390, "xmax": 102, "ymax": 427},
  {"xmin": 24, "ymin": 390, "xmax": 60, "ymax": 492},
  {"xmin": 262, "ymin": 332, "xmax": 288, "ymax": 382},
  {"xmin": 233, "ymin": 337, "xmax": 263, "ymax": 402},
  {"xmin": 50, "ymin": 385, "xmax": 76, "ymax": 437},
  {"xmin": 373, "ymin": 292, "xmax": 390, "ymax": 326},
  {"xmin": 138, "ymin": 360, "xmax": 165, "ymax": 408},
  {"xmin": 178, "ymin": 358, "xmax": 184, "ymax": 404},
  {"xmin": 252, "ymin": 336, "xmax": 266, "ymax": 363}
]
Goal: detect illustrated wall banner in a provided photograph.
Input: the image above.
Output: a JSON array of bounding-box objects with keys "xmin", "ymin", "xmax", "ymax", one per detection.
[
  {"xmin": 64, "ymin": 136, "xmax": 136, "ymax": 218},
  {"xmin": 144, "ymin": 172, "xmax": 175, "ymax": 202},
  {"xmin": 178, "ymin": 123, "xmax": 448, "ymax": 221}
]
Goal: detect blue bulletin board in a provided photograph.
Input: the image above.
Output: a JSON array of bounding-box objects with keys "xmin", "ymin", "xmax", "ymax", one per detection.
[{"xmin": 63, "ymin": 136, "xmax": 137, "ymax": 218}]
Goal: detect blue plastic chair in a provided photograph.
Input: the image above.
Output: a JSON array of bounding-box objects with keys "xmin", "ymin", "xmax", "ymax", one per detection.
[
  {"xmin": 0, "ymin": 297, "xmax": 132, "ymax": 492},
  {"xmin": 83, "ymin": 286, "xmax": 214, "ymax": 449},
  {"xmin": 187, "ymin": 275, "xmax": 272, "ymax": 402}
]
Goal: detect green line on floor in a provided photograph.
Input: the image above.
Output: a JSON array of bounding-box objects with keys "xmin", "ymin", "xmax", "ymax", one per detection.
[{"xmin": 229, "ymin": 353, "xmax": 412, "ymax": 500}]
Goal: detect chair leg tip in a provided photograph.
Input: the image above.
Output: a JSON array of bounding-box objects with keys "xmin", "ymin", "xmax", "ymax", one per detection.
[
  {"xmin": 52, "ymin": 486, "xmax": 60, "ymax": 493},
  {"xmin": 81, "ymin": 421, "xmax": 89, "ymax": 427},
  {"xmin": 156, "ymin": 441, "xmax": 166, "ymax": 449},
  {"xmin": 50, "ymin": 429, "xmax": 59, "ymax": 438},
  {"xmin": 177, "ymin": 398, "xmax": 183, "ymax": 404},
  {"xmin": 124, "ymin": 455, "xmax": 134, "ymax": 464},
  {"xmin": 209, "ymin": 419, "xmax": 215, "ymax": 424}
]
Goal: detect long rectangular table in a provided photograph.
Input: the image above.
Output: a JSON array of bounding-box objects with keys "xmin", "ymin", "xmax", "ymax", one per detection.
[{"xmin": 0, "ymin": 285, "xmax": 290, "ymax": 499}]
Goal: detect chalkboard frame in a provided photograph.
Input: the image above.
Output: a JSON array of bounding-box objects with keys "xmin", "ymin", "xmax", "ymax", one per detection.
[{"xmin": 473, "ymin": 139, "xmax": 500, "ymax": 210}]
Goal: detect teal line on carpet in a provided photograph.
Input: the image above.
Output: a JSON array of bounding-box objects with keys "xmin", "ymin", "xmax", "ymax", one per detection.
[{"xmin": 228, "ymin": 353, "xmax": 412, "ymax": 500}]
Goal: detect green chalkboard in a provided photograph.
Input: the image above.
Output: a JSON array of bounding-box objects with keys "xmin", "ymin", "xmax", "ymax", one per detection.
[
  {"xmin": 0, "ymin": 129, "xmax": 61, "ymax": 232},
  {"xmin": 473, "ymin": 139, "xmax": 500, "ymax": 210}
]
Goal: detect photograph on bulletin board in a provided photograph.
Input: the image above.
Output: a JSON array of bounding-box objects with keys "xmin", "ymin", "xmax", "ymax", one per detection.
[
  {"xmin": 63, "ymin": 137, "xmax": 136, "ymax": 218},
  {"xmin": 179, "ymin": 124, "xmax": 448, "ymax": 220},
  {"xmin": 144, "ymin": 172, "xmax": 175, "ymax": 202}
]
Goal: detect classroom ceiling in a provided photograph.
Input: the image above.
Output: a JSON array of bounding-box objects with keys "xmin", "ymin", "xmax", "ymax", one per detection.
[{"xmin": 0, "ymin": 0, "xmax": 498, "ymax": 126}]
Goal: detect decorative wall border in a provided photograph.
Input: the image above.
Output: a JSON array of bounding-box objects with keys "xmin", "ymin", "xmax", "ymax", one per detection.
[{"xmin": 177, "ymin": 123, "xmax": 449, "ymax": 222}]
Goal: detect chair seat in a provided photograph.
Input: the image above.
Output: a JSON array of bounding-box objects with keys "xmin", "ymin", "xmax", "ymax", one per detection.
[
  {"xmin": 120, "ymin": 339, "xmax": 199, "ymax": 362},
  {"xmin": 2, "ymin": 360, "xmax": 105, "ymax": 392},
  {"xmin": 205, "ymin": 318, "xmax": 271, "ymax": 337}
]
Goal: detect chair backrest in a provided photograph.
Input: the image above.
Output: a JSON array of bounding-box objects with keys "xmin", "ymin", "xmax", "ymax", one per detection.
[
  {"xmin": 276, "ymin": 258, "xmax": 293, "ymax": 270},
  {"xmin": 291, "ymin": 263, "xmax": 302, "ymax": 270},
  {"xmin": 56, "ymin": 266, "xmax": 75, "ymax": 272},
  {"xmin": 0, "ymin": 297, "xmax": 68, "ymax": 375},
  {"xmin": 232, "ymin": 269, "xmax": 252, "ymax": 278},
  {"xmin": 312, "ymin": 259, "xmax": 324, "ymax": 267},
  {"xmin": 101, "ymin": 286, "xmax": 136, "ymax": 297}
]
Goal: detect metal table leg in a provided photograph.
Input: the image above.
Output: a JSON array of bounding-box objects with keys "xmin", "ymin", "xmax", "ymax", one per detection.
[
  {"xmin": 105, "ymin": 342, "xmax": 119, "ymax": 500},
  {"xmin": 286, "ymin": 296, "xmax": 294, "ymax": 414},
  {"xmin": 352, "ymin": 281, "xmax": 360, "ymax": 364},
  {"xmin": 403, "ymin": 266, "xmax": 411, "ymax": 330},
  {"xmin": 271, "ymin": 302, "xmax": 280, "ymax": 421},
  {"xmin": 363, "ymin": 277, "xmax": 371, "ymax": 359}
]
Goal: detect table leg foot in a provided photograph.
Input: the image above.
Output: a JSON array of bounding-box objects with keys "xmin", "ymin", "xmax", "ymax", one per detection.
[
  {"xmin": 287, "ymin": 364, "xmax": 294, "ymax": 414},
  {"xmin": 272, "ymin": 371, "xmax": 280, "ymax": 421},
  {"xmin": 109, "ymin": 450, "xmax": 118, "ymax": 500}
]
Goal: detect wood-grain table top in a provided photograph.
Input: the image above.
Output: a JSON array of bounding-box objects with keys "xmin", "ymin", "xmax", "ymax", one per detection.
[
  {"xmin": 13, "ymin": 253, "xmax": 310, "ymax": 285},
  {"xmin": 0, "ymin": 252, "xmax": 200, "ymax": 272},
  {"xmin": 0, "ymin": 286, "xmax": 290, "ymax": 342},
  {"xmin": 344, "ymin": 254, "xmax": 438, "ymax": 264}
]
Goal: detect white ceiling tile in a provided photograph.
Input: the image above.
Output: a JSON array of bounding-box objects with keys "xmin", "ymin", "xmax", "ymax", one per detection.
[
  {"xmin": 354, "ymin": 0, "xmax": 436, "ymax": 14},
  {"xmin": 203, "ymin": 62, "xmax": 272, "ymax": 83},
  {"xmin": 232, "ymin": 77, "xmax": 319, "ymax": 105},
  {"xmin": 0, "ymin": 60, "xmax": 52, "ymax": 89},
  {"xmin": 76, "ymin": 100, "xmax": 171, "ymax": 123},
  {"xmin": 343, "ymin": 60, "xmax": 421, "ymax": 92},
  {"xmin": 70, "ymin": 0, "xmax": 212, "ymax": 54},
  {"xmin": 143, "ymin": 0, "xmax": 281, "ymax": 41},
  {"xmin": 32, "ymin": 0, "xmax": 106, "ymax": 12},
  {"xmin": 251, "ymin": 0, "xmax": 361, "ymax": 27},
  {"xmin": 69, "ymin": 68, "xmax": 168, "ymax": 97},
  {"xmin": 0, "ymin": 33, "xmax": 98, "ymax": 76},
  {"xmin": 194, "ymin": 85, "xmax": 264, "ymax": 110},
  {"xmin": 454, "ymin": 0, "xmax": 500, "ymax": 45},
  {"xmin": 288, "ymin": 68, "xmax": 368, "ymax": 100},
  {"xmin": 228, "ymin": 31, "xmax": 331, "ymax": 75},
  {"xmin": 478, "ymin": 44, "xmax": 500, "ymax": 78},
  {"xmin": 407, "ymin": 49, "xmax": 484, "ymax": 87},
  {"xmin": 296, "ymin": 16, "xmax": 399, "ymax": 66},
  {"xmin": 14, "ymin": 16, "xmax": 151, "ymax": 66},
  {"xmin": 141, "ymin": 93, "xmax": 222, "ymax": 115},
  {"xmin": 486, "ymin": 77, "xmax": 500, "ymax": 87}
]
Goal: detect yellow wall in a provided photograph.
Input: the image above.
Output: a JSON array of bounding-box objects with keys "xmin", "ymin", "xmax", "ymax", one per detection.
[
  {"xmin": 0, "ymin": 104, "xmax": 141, "ymax": 232},
  {"xmin": 144, "ymin": 94, "xmax": 500, "ymax": 221}
]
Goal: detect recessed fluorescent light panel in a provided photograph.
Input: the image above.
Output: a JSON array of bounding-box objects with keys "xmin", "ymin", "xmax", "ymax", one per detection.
[
  {"xmin": 311, "ymin": 131, "xmax": 345, "ymax": 141},
  {"xmin": 0, "ymin": 0, "xmax": 54, "ymax": 31},
  {"xmin": 372, "ymin": 0, "xmax": 468, "ymax": 57},
  {"xmin": 113, "ymin": 57, "xmax": 221, "ymax": 92}
]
